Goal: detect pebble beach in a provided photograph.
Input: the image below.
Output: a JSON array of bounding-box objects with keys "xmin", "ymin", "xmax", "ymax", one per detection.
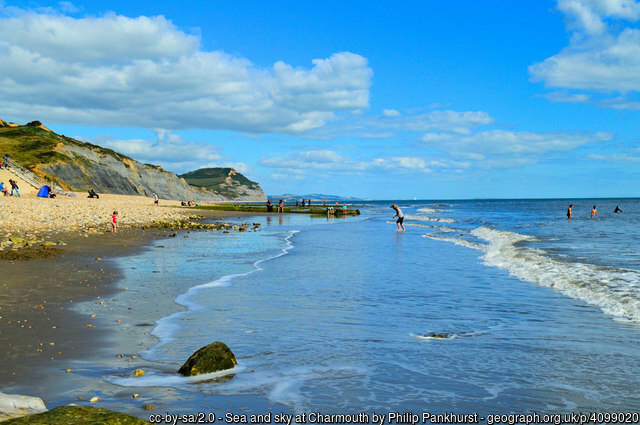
[
  {"xmin": 0, "ymin": 192, "xmax": 188, "ymax": 243},
  {"xmin": 0, "ymin": 187, "xmax": 263, "ymax": 421}
]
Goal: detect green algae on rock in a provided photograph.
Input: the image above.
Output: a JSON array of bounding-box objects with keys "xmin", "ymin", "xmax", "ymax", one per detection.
[
  {"xmin": 1, "ymin": 405, "xmax": 148, "ymax": 424},
  {"xmin": 178, "ymin": 341, "xmax": 237, "ymax": 376}
]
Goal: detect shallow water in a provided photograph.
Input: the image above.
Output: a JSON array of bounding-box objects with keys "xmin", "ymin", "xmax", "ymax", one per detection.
[{"xmin": 70, "ymin": 200, "xmax": 640, "ymax": 418}]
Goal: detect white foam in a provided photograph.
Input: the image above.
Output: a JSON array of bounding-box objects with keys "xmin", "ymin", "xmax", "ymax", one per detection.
[
  {"xmin": 417, "ymin": 208, "xmax": 438, "ymax": 214},
  {"xmin": 404, "ymin": 222, "xmax": 432, "ymax": 228},
  {"xmin": 108, "ymin": 366, "xmax": 244, "ymax": 387},
  {"xmin": 428, "ymin": 225, "xmax": 461, "ymax": 233},
  {"xmin": 422, "ymin": 234, "xmax": 484, "ymax": 250},
  {"xmin": 411, "ymin": 333, "xmax": 457, "ymax": 341},
  {"xmin": 111, "ymin": 363, "xmax": 365, "ymax": 411},
  {"xmin": 404, "ymin": 214, "xmax": 456, "ymax": 223},
  {"xmin": 429, "ymin": 225, "xmax": 640, "ymax": 322},
  {"xmin": 143, "ymin": 231, "xmax": 300, "ymax": 359}
]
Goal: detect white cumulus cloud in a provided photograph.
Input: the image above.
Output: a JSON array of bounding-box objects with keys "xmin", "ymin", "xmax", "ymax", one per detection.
[
  {"xmin": 0, "ymin": 7, "xmax": 372, "ymax": 133},
  {"xmin": 530, "ymin": 0, "xmax": 640, "ymax": 104},
  {"xmin": 90, "ymin": 131, "xmax": 250, "ymax": 174},
  {"xmin": 421, "ymin": 129, "xmax": 613, "ymax": 158}
]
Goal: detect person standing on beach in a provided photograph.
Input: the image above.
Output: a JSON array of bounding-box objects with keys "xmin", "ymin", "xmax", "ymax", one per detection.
[
  {"xmin": 567, "ymin": 204, "xmax": 573, "ymax": 219},
  {"xmin": 153, "ymin": 193, "xmax": 159, "ymax": 206},
  {"xmin": 591, "ymin": 205, "xmax": 598, "ymax": 219},
  {"xmin": 111, "ymin": 211, "xmax": 118, "ymax": 233},
  {"xmin": 9, "ymin": 179, "xmax": 19, "ymax": 197},
  {"xmin": 391, "ymin": 204, "xmax": 405, "ymax": 231},
  {"xmin": 278, "ymin": 199, "xmax": 284, "ymax": 213}
]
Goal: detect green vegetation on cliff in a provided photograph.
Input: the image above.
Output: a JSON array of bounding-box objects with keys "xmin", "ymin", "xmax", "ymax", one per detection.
[
  {"xmin": 0, "ymin": 126, "xmax": 71, "ymax": 166},
  {"xmin": 0, "ymin": 119, "xmax": 266, "ymax": 201},
  {"xmin": 0, "ymin": 123, "xmax": 132, "ymax": 168},
  {"xmin": 2, "ymin": 405, "xmax": 147, "ymax": 424},
  {"xmin": 180, "ymin": 168, "xmax": 261, "ymax": 199}
]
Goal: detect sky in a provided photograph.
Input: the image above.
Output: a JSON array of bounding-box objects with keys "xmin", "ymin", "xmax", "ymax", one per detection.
[{"xmin": 1, "ymin": 0, "xmax": 640, "ymax": 199}]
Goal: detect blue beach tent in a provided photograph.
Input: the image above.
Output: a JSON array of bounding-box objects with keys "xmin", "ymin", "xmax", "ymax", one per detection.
[{"xmin": 37, "ymin": 185, "xmax": 51, "ymax": 198}]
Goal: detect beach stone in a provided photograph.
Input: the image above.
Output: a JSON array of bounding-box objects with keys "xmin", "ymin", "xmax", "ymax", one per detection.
[
  {"xmin": 178, "ymin": 341, "xmax": 237, "ymax": 376},
  {"xmin": 132, "ymin": 369, "xmax": 146, "ymax": 377},
  {"xmin": 0, "ymin": 405, "xmax": 147, "ymax": 424},
  {"xmin": 0, "ymin": 392, "xmax": 47, "ymax": 421}
]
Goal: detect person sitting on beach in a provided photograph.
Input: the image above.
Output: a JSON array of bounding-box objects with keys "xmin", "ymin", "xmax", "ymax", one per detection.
[
  {"xmin": 181, "ymin": 201, "xmax": 187, "ymax": 206},
  {"xmin": 591, "ymin": 205, "xmax": 598, "ymax": 219},
  {"xmin": 0, "ymin": 182, "xmax": 8, "ymax": 196},
  {"xmin": 614, "ymin": 205, "xmax": 623, "ymax": 213},
  {"xmin": 278, "ymin": 199, "xmax": 284, "ymax": 213},
  {"xmin": 391, "ymin": 204, "xmax": 405, "ymax": 232},
  {"xmin": 567, "ymin": 204, "xmax": 573, "ymax": 219},
  {"xmin": 111, "ymin": 211, "xmax": 118, "ymax": 233},
  {"xmin": 88, "ymin": 188, "xmax": 99, "ymax": 199},
  {"xmin": 9, "ymin": 179, "xmax": 19, "ymax": 197}
]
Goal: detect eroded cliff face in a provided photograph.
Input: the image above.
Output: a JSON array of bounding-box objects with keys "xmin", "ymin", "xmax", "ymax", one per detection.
[{"xmin": 39, "ymin": 144, "xmax": 264, "ymax": 201}]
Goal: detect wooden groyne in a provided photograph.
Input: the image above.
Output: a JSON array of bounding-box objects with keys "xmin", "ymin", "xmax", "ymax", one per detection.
[{"xmin": 187, "ymin": 204, "xmax": 361, "ymax": 216}]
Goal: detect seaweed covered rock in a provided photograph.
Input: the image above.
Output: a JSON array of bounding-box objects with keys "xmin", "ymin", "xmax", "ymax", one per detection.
[
  {"xmin": 178, "ymin": 341, "xmax": 237, "ymax": 376},
  {"xmin": 1, "ymin": 405, "xmax": 147, "ymax": 424}
]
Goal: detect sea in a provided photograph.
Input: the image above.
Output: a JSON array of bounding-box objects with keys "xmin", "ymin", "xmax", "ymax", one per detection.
[{"xmin": 66, "ymin": 199, "xmax": 640, "ymax": 421}]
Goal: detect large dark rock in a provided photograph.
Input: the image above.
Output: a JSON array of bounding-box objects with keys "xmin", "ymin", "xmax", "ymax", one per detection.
[
  {"xmin": 178, "ymin": 341, "xmax": 237, "ymax": 376},
  {"xmin": 1, "ymin": 405, "xmax": 147, "ymax": 424}
]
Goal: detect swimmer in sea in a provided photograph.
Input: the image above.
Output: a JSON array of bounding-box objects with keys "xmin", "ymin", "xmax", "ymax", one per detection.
[
  {"xmin": 391, "ymin": 204, "xmax": 405, "ymax": 232},
  {"xmin": 567, "ymin": 204, "xmax": 573, "ymax": 219},
  {"xmin": 591, "ymin": 205, "xmax": 598, "ymax": 219},
  {"xmin": 614, "ymin": 205, "xmax": 623, "ymax": 213}
]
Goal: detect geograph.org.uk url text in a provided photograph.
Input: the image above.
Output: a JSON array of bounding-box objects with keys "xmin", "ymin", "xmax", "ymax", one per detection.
[
  {"xmin": 149, "ymin": 411, "xmax": 640, "ymax": 425},
  {"xmin": 484, "ymin": 412, "xmax": 639, "ymax": 425}
]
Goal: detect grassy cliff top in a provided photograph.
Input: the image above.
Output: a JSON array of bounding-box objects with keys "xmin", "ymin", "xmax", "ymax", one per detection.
[
  {"xmin": 180, "ymin": 168, "xmax": 260, "ymax": 190},
  {"xmin": 0, "ymin": 120, "xmax": 132, "ymax": 168}
]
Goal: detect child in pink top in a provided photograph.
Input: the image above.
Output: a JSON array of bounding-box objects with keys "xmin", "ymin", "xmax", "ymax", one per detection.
[{"xmin": 111, "ymin": 211, "xmax": 118, "ymax": 233}]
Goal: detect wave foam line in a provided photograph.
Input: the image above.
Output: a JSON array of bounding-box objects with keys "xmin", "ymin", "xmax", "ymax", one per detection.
[
  {"xmin": 404, "ymin": 214, "xmax": 456, "ymax": 223},
  {"xmin": 107, "ymin": 365, "xmax": 245, "ymax": 387},
  {"xmin": 143, "ymin": 230, "xmax": 299, "ymax": 359},
  {"xmin": 423, "ymin": 234, "xmax": 484, "ymax": 250},
  {"xmin": 429, "ymin": 225, "xmax": 640, "ymax": 322},
  {"xmin": 416, "ymin": 208, "xmax": 437, "ymax": 214}
]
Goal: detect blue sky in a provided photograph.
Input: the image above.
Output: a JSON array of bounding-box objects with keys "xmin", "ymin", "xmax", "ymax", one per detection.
[{"xmin": 2, "ymin": 0, "xmax": 640, "ymax": 199}]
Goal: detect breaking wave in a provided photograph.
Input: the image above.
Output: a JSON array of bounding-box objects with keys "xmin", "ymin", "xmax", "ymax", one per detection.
[{"xmin": 427, "ymin": 225, "xmax": 640, "ymax": 322}]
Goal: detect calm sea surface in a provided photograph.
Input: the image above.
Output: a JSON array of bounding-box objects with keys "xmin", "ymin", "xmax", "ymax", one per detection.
[{"xmin": 81, "ymin": 199, "xmax": 640, "ymax": 418}]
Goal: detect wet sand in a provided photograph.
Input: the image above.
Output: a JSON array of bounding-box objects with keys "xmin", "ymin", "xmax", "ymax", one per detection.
[{"xmin": 0, "ymin": 208, "xmax": 267, "ymax": 416}]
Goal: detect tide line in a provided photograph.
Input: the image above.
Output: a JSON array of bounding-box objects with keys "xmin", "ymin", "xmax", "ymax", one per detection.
[{"xmin": 142, "ymin": 230, "xmax": 299, "ymax": 359}]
